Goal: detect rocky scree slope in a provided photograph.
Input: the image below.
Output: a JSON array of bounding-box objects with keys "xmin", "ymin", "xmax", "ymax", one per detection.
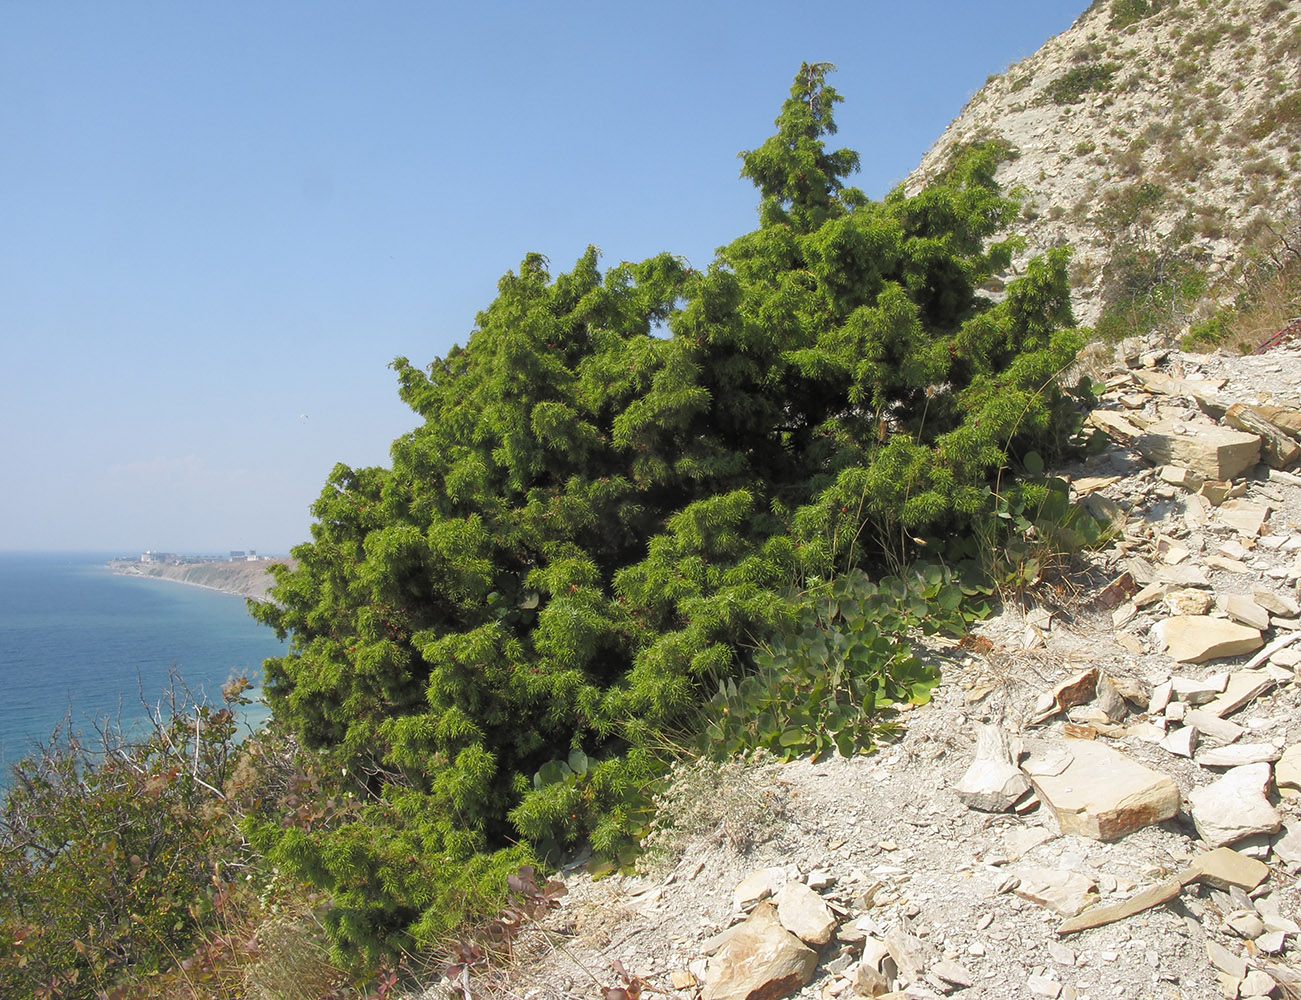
[{"xmin": 907, "ymin": 0, "xmax": 1301, "ymax": 332}]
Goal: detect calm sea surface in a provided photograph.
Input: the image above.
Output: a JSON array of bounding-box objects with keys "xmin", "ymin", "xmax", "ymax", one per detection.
[{"xmin": 0, "ymin": 552, "xmax": 286, "ymax": 773}]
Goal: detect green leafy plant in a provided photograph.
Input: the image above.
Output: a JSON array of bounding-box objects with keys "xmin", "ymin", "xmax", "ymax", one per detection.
[
  {"xmin": 943, "ymin": 460, "xmax": 1111, "ymax": 600},
  {"xmin": 704, "ymin": 564, "xmax": 976, "ymax": 762}
]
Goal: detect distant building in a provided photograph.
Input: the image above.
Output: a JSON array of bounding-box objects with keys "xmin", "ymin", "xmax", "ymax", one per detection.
[
  {"xmin": 141, "ymin": 550, "xmax": 177, "ymax": 564},
  {"xmin": 230, "ymin": 550, "xmax": 246, "ymax": 560},
  {"xmin": 246, "ymin": 549, "xmax": 259, "ymax": 561}
]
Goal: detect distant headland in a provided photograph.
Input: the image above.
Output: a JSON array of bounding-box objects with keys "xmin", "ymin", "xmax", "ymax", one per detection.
[{"xmin": 109, "ymin": 552, "xmax": 294, "ymax": 601}]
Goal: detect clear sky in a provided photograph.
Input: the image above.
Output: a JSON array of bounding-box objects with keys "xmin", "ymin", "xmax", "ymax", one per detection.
[{"xmin": 1, "ymin": 1, "xmax": 1085, "ymax": 554}]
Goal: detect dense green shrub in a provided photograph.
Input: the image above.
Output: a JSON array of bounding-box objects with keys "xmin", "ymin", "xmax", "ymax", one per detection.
[{"xmin": 251, "ymin": 64, "xmax": 1084, "ymax": 962}]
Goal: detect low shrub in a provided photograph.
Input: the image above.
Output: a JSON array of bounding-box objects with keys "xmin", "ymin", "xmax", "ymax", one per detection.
[
  {"xmin": 1044, "ymin": 62, "xmax": 1120, "ymax": 105},
  {"xmin": 0, "ymin": 680, "xmax": 267, "ymax": 999}
]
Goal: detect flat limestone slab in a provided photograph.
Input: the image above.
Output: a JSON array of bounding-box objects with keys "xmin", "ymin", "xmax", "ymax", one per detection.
[
  {"xmin": 1154, "ymin": 616, "xmax": 1263, "ymax": 664},
  {"xmin": 1182, "ymin": 847, "xmax": 1269, "ymax": 891},
  {"xmin": 1026, "ymin": 738, "xmax": 1180, "ymax": 841},
  {"xmin": 1201, "ymin": 669, "xmax": 1276, "ymax": 718},
  {"xmin": 1135, "ymin": 418, "xmax": 1260, "ymax": 482}
]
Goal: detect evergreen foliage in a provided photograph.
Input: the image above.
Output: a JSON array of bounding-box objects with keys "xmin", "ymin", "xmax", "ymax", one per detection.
[{"xmin": 251, "ymin": 63, "xmax": 1084, "ymax": 961}]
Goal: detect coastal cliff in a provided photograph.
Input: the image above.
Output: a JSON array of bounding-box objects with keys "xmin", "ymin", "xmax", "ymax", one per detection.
[{"xmin": 112, "ymin": 559, "xmax": 292, "ymax": 601}]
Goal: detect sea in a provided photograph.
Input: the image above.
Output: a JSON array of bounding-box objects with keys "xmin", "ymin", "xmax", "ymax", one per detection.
[{"xmin": 0, "ymin": 551, "xmax": 287, "ymax": 776}]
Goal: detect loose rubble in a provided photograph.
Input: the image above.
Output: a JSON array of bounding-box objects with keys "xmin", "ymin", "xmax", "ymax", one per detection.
[{"xmin": 412, "ymin": 344, "xmax": 1301, "ymax": 1000}]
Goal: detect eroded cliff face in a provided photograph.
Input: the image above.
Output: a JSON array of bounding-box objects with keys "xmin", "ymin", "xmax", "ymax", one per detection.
[
  {"xmin": 117, "ymin": 559, "xmax": 291, "ymax": 601},
  {"xmin": 907, "ymin": 0, "xmax": 1301, "ymax": 331}
]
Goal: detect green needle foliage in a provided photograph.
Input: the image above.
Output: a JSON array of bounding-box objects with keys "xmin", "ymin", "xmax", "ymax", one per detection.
[{"xmin": 250, "ymin": 63, "xmax": 1084, "ymax": 962}]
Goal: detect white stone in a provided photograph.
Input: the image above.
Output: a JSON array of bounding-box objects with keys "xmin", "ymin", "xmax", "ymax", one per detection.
[
  {"xmin": 1136, "ymin": 419, "xmax": 1260, "ymax": 482},
  {"xmin": 1219, "ymin": 500, "xmax": 1270, "ymax": 537},
  {"xmin": 733, "ymin": 868, "xmax": 786, "ymax": 912},
  {"xmin": 1195, "ymin": 743, "xmax": 1283, "ymax": 767},
  {"xmin": 1206, "ymin": 939, "xmax": 1248, "ymax": 979},
  {"xmin": 1226, "ymin": 909, "xmax": 1267, "ymax": 939},
  {"xmin": 1240, "ymin": 969, "xmax": 1278, "ymax": 997},
  {"xmin": 1014, "ymin": 868, "xmax": 1099, "ymax": 917},
  {"xmin": 1170, "ymin": 673, "xmax": 1228, "ymax": 705},
  {"xmin": 1188, "ymin": 763, "xmax": 1282, "ymax": 848},
  {"xmin": 1156, "ymin": 563, "xmax": 1212, "ymax": 588},
  {"xmin": 704, "ymin": 903, "xmax": 818, "ymax": 1000},
  {"xmin": 1202, "ymin": 669, "xmax": 1277, "ymax": 718},
  {"xmin": 1275, "ymin": 744, "xmax": 1301, "ymax": 791},
  {"xmin": 1160, "ymin": 725, "xmax": 1198, "ymax": 758},
  {"xmin": 1163, "ymin": 589, "xmax": 1214, "ymax": 616},
  {"xmin": 1254, "ymin": 586, "xmax": 1300, "ymax": 617},
  {"xmin": 1148, "ymin": 678, "xmax": 1173, "ymax": 715},
  {"xmin": 1182, "ymin": 709, "xmax": 1245, "ymax": 745},
  {"xmin": 955, "ymin": 724, "xmax": 1030, "ymax": 812}
]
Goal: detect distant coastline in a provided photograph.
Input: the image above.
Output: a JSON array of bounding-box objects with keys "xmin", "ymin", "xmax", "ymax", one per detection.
[{"xmin": 110, "ymin": 558, "xmax": 293, "ymax": 602}]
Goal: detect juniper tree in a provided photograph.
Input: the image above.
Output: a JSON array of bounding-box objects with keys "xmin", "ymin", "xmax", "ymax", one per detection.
[{"xmin": 249, "ymin": 65, "xmax": 1083, "ymax": 962}]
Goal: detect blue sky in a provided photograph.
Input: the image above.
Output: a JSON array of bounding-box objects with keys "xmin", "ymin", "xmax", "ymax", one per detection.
[{"xmin": 1, "ymin": 1, "xmax": 1084, "ymax": 553}]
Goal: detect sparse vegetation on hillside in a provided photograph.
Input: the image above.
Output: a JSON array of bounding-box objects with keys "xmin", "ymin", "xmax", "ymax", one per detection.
[
  {"xmin": 910, "ymin": 0, "xmax": 1301, "ymax": 335},
  {"xmin": 1185, "ymin": 209, "xmax": 1301, "ymax": 352}
]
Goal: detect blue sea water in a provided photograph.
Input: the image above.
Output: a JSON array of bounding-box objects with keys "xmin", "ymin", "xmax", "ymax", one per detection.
[{"xmin": 0, "ymin": 552, "xmax": 287, "ymax": 773}]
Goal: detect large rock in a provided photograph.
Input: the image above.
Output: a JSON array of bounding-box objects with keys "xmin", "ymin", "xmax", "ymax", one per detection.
[
  {"xmin": 1222, "ymin": 594, "xmax": 1271, "ymax": 631},
  {"xmin": 1026, "ymin": 738, "xmax": 1180, "ymax": 841},
  {"xmin": 704, "ymin": 903, "xmax": 819, "ymax": 1000},
  {"xmin": 1135, "ymin": 418, "xmax": 1260, "ymax": 482},
  {"xmin": 773, "ymin": 882, "xmax": 837, "ymax": 947},
  {"xmin": 955, "ymin": 724, "xmax": 1030, "ymax": 811},
  {"xmin": 1154, "ymin": 616, "xmax": 1263, "ymax": 664},
  {"xmin": 1218, "ymin": 499, "xmax": 1270, "ymax": 537},
  {"xmin": 1195, "ymin": 743, "xmax": 1282, "ymax": 768},
  {"xmin": 1170, "ymin": 673, "xmax": 1227, "ymax": 704},
  {"xmin": 1254, "ymin": 586, "xmax": 1301, "ymax": 618},
  {"xmin": 884, "ymin": 924, "xmax": 936, "ymax": 985},
  {"xmin": 1155, "ymin": 564, "xmax": 1212, "ymax": 588},
  {"xmin": 1087, "ymin": 409, "xmax": 1143, "ymax": 443},
  {"xmin": 853, "ymin": 938, "xmax": 897, "ymax": 997},
  {"xmin": 1187, "ymin": 763, "xmax": 1281, "ymax": 849},
  {"xmin": 1225, "ymin": 403, "xmax": 1301, "ymax": 469}
]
